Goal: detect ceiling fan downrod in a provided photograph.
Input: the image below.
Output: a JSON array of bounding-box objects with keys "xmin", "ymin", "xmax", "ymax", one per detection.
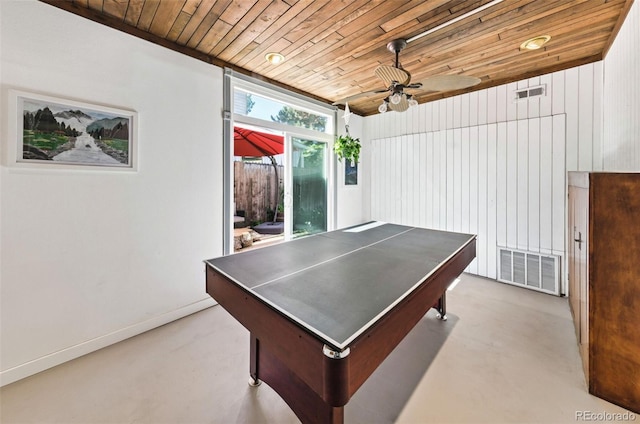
[{"xmin": 386, "ymin": 39, "xmax": 407, "ymax": 68}]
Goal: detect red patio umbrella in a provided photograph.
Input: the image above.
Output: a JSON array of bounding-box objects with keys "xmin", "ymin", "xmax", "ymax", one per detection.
[
  {"xmin": 234, "ymin": 127, "xmax": 284, "ymax": 223},
  {"xmin": 234, "ymin": 127, "xmax": 284, "ymax": 157}
]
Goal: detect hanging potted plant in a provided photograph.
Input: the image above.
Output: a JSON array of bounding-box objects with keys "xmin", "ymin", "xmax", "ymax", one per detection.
[{"xmin": 334, "ymin": 128, "xmax": 361, "ymax": 166}]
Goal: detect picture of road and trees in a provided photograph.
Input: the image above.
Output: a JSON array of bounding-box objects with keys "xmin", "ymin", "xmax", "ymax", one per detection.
[{"xmin": 21, "ymin": 97, "xmax": 132, "ymax": 167}]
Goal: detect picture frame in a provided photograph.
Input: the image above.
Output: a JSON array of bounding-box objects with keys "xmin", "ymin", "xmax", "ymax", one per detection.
[
  {"xmin": 7, "ymin": 89, "xmax": 137, "ymax": 171},
  {"xmin": 345, "ymin": 160, "xmax": 358, "ymax": 185}
]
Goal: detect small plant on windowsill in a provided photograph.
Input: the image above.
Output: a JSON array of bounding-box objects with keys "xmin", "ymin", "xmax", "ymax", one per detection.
[{"xmin": 334, "ymin": 130, "xmax": 361, "ymax": 166}]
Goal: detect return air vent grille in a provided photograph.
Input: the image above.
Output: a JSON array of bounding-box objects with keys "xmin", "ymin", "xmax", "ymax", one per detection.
[
  {"xmin": 514, "ymin": 85, "xmax": 546, "ymax": 101},
  {"xmin": 498, "ymin": 248, "xmax": 560, "ymax": 295}
]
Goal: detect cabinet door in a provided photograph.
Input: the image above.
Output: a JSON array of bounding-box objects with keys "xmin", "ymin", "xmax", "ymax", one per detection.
[{"xmin": 588, "ymin": 173, "xmax": 640, "ymax": 412}]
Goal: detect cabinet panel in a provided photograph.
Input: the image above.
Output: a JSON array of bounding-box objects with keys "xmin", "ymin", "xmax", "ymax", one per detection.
[{"xmin": 589, "ymin": 173, "xmax": 640, "ymax": 412}]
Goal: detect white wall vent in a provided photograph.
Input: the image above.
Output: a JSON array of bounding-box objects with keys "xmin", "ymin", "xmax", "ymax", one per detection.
[
  {"xmin": 498, "ymin": 248, "xmax": 560, "ymax": 295},
  {"xmin": 514, "ymin": 84, "xmax": 546, "ymax": 101}
]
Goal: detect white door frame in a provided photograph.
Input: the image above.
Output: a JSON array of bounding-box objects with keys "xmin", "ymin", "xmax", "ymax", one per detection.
[{"xmin": 223, "ymin": 69, "xmax": 337, "ymax": 254}]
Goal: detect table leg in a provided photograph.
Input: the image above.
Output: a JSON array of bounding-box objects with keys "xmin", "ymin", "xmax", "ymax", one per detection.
[
  {"xmin": 249, "ymin": 334, "xmax": 262, "ymax": 386},
  {"xmin": 436, "ymin": 291, "xmax": 447, "ymax": 321},
  {"xmin": 258, "ymin": 343, "xmax": 344, "ymax": 424}
]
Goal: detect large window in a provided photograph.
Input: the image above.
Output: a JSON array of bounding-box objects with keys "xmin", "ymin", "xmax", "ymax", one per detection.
[{"xmin": 234, "ymin": 88, "xmax": 330, "ymax": 134}]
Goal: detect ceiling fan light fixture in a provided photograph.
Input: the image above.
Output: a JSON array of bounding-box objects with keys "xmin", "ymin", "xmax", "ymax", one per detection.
[
  {"xmin": 408, "ymin": 96, "xmax": 418, "ymax": 108},
  {"xmin": 378, "ymin": 101, "xmax": 388, "ymax": 113},
  {"xmin": 265, "ymin": 52, "xmax": 285, "ymax": 64},
  {"xmin": 390, "ymin": 92, "xmax": 403, "ymax": 105},
  {"xmin": 520, "ymin": 35, "xmax": 551, "ymax": 51}
]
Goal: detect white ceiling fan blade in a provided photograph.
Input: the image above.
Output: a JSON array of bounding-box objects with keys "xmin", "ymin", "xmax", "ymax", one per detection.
[
  {"xmin": 332, "ymin": 89, "xmax": 388, "ymax": 105},
  {"xmin": 419, "ymin": 75, "xmax": 481, "ymax": 92}
]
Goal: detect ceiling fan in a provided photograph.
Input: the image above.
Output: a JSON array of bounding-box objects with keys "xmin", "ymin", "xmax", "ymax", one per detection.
[{"xmin": 335, "ymin": 39, "xmax": 482, "ymax": 113}]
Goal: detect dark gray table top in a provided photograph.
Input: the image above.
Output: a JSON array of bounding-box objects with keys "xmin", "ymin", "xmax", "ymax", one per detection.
[{"xmin": 206, "ymin": 222, "xmax": 475, "ymax": 350}]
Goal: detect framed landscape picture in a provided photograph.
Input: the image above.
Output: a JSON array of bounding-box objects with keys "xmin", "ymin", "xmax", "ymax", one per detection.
[{"xmin": 9, "ymin": 90, "xmax": 137, "ymax": 170}]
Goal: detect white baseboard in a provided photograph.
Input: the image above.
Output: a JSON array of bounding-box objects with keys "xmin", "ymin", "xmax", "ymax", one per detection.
[{"xmin": 0, "ymin": 297, "xmax": 216, "ymax": 387}]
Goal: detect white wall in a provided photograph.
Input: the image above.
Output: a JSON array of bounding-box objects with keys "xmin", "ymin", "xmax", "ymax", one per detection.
[
  {"xmin": 602, "ymin": 0, "xmax": 640, "ymax": 170},
  {"xmin": 0, "ymin": 1, "xmax": 222, "ymax": 385},
  {"xmin": 363, "ymin": 63, "xmax": 605, "ymax": 290},
  {"xmin": 370, "ymin": 118, "xmax": 566, "ymax": 279},
  {"xmin": 336, "ymin": 113, "xmax": 365, "ymax": 228}
]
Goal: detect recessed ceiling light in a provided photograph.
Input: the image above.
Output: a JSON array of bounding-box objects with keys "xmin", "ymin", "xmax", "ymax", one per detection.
[
  {"xmin": 520, "ymin": 35, "xmax": 551, "ymax": 50},
  {"xmin": 265, "ymin": 52, "xmax": 285, "ymax": 64}
]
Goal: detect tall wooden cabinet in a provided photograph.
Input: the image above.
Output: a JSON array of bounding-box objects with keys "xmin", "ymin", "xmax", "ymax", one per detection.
[{"xmin": 568, "ymin": 172, "xmax": 640, "ymax": 414}]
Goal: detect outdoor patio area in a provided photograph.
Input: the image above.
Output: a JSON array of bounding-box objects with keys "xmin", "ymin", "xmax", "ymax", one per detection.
[{"xmin": 234, "ymin": 226, "xmax": 284, "ymax": 251}]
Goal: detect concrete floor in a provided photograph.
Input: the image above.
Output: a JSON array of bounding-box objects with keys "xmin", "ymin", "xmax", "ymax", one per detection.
[{"xmin": 1, "ymin": 275, "xmax": 634, "ymax": 423}]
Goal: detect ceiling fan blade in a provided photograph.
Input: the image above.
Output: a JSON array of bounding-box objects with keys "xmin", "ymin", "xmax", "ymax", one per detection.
[
  {"xmin": 419, "ymin": 75, "xmax": 481, "ymax": 92},
  {"xmin": 332, "ymin": 89, "xmax": 388, "ymax": 105},
  {"xmin": 405, "ymin": 82, "xmax": 423, "ymax": 89},
  {"xmin": 374, "ymin": 65, "xmax": 410, "ymax": 86}
]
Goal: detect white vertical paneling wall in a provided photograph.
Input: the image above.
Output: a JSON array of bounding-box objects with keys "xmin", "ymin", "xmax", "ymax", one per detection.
[
  {"xmin": 365, "ymin": 63, "xmax": 603, "ymax": 288},
  {"xmin": 336, "ymin": 114, "xmax": 366, "ymax": 229},
  {"xmin": 602, "ymin": 0, "xmax": 640, "ymax": 170},
  {"xmin": 371, "ymin": 118, "xmax": 565, "ymax": 280}
]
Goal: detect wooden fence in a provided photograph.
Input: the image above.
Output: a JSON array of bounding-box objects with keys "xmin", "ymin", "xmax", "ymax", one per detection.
[{"xmin": 234, "ymin": 161, "xmax": 283, "ymax": 223}]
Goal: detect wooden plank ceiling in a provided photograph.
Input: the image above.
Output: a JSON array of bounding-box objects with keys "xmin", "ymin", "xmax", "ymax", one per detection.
[{"xmin": 41, "ymin": 0, "xmax": 634, "ymax": 116}]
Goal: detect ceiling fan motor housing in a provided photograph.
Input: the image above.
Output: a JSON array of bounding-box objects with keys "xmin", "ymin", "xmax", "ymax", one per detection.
[{"xmin": 386, "ymin": 39, "xmax": 407, "ymax": 54}]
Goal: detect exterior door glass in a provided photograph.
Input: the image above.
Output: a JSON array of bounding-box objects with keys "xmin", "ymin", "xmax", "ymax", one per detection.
[{"xmin": 290, "ymin": 137, "xmax": 327, "ymax": 238}]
